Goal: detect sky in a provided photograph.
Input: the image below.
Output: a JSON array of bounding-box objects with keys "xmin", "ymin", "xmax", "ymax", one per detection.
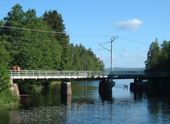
[{"xmin": 1, "ymin": 0, "xmax": 170, "ymax": 68}]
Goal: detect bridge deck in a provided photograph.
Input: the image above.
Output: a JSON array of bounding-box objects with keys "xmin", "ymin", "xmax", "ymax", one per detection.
[{"xmin": 9, "ymin": 70, "xmax": 169, "ymax": 80}]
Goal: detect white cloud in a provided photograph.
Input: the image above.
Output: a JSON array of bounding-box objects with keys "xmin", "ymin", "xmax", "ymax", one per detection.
[
  {"xmin": 138, "ymin": 53, "xmax": 147, "ymax": 59},
  {"xmin": 116, "ymin": 19, "xmax": 143, "ymax": 32},
  {"xmin": 99, "ymin": 55, "xmax": 117, "ymax": 61},
  {"xmin": 120, "ymin": 53, "xmax": 131, "ymax": 57}
]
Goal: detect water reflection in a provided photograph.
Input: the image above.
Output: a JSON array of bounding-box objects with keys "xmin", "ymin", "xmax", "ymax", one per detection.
[
  {"xmin": 0, "ymin": 80, "xmax": 170, "ymax": 124},
  {"xmin": 99, "ymin": 92, "xmax": 113, "ymax": 102},
  {"xmin": 61, "ymin": 94, "xmax": 72, "ymax": 105},
  {"xmin": 10, "ymin": 106, "xmax": 67, "ymax": 124}
]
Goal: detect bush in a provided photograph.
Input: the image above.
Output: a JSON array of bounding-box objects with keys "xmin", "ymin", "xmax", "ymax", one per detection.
[
  {"xmin": 0, "ymin": 90, "xmax": 19, "ymax": 109},
  {"xmin": 0, "ymin": 64, "xmax": 11, "ymax": 93},
  {"xmin": 0, "ymin": 63, "xmax": 19, "ymax": 109}
]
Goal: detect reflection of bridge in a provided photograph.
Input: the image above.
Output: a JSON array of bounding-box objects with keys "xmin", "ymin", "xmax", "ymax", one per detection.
[{"xmin": 10, "ymin": 70, "xmax": 169, "ymax": 80}]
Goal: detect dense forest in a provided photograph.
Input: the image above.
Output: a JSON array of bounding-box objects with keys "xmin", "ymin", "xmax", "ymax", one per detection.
[
  {"xmin": 145, "ymin": 38, "xmax": 170, "ymax": 72},
  {"xmin": 0, "ymin": 4, "xmax": 104, "ymax": 71},
  {"xmin": 0, "ymin": 4, "xmax": 104, "ymax": 102}
]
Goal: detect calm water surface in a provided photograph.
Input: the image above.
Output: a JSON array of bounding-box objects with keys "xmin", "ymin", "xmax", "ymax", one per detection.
[{"xmin": 0, "ymin": 79, "xmax": 170, "ymax": 124}]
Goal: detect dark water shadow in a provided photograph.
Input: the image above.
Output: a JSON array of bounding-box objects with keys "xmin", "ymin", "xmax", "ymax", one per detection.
[{"xmin": 99, "ymin": 91, "xmax": 114, "ymax": 103}]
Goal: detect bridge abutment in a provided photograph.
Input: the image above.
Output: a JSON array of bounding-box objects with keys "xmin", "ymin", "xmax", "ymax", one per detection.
[{"xmin": 10, "ymin": 77, "xmax": 20, "ymax": 97}]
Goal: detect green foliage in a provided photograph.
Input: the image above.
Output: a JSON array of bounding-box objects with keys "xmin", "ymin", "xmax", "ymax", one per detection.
[
  {"xmin": 0, "ymin": 4, "xmax": 104, "ymax": 94},
  {"xmin": 0, "ymin": 20, "xmax": 4, "ymax": 26},
  {"xmin": 0, "ymin": 4, "xmax": 104, "ymax": 71},
  {"xmin": 17, "ymin": 80, "xmax": 46, "ymax": 94},
  {"xmin": 0, "ymin": 41, "xmax": 19, "ymax": 108},
  {"xmin": 0, "ymin": 44, "xmax": 11, "ymax": 93},
  {"xmin": 0, "ymin": 90, "xmax": 19, "ymax": 109},
  {"xmin": 0, "ymin": 43, "xmax": 11, "ymax": 67},
  {"xmin": 43, "ymin": 10, "xmax": 65, "ymax": 32},
  {"xmin": 43, "ymin": 10, "xmax": 70, "ymax": 67},
  {"xmin": 4, "ymin": 4, "xmax": 25, "ymax": 26},
  {"xmin": 67, "ymin": 44, "xmax": 104, "ymax": 71},
  {"xmin": 145, "ymin": 39, "xmax": 161, "ymax": 71},
  {"xmin": 145, "ymin": 38, "xmax": 170, "ymax": 72},
  {"xmin": 0, "ymin": 64, "xmax": 11, "ymax": 93}
]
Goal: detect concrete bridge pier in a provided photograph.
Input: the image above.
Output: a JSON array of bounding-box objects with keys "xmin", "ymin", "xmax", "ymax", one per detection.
[
  {"xmin": 130, "ymin": 78, "xmax": 147, "ymax": 91},
  {"xmin": 130, "ymin": 78, "xmax": 140, "ymax": 91},
  {"xmin": 61, "ymin": 81, "xmax": 72, "ymax": 96},
  {"xmin": 134, "ymin": 78, "xmax": 142, "ymax": 83},
  {"xmin": 60, "ymin": 81, "xmax": 72, "ymax": 104},
  {"xmin": 99, "ymin": 79, "xmax": 115, "ymax": 98}
]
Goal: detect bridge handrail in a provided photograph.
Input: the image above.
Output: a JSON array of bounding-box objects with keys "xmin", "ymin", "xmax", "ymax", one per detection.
[
  {"xmin": 9, "ymin": 70, "xmax": 169, "ymax": 78},
  {"xmin": 9, "ymin": 70, "xmax": 146, "ymax": 77},
  {"xmin": 9, "ymin": 70, "xmax": 104, "ymax": 77}
]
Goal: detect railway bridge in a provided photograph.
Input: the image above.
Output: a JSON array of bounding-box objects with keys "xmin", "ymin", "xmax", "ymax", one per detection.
[{"xmin": 9, "ymin": 70, "xmax": 169, "ymax": 97}]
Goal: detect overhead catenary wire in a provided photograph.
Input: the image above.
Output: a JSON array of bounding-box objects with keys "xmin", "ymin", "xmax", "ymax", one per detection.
[
  {"xmin": 0, "ymin": 25, "xmax": 111, "ymax": 37},
  {"xmin": 98, "ymin": 43, "xmax": 110, "ymax": 51},
  {"xmin": 0, "ymin": 25, "xmax": 150, "ymax": 45},
  {"xmin": 0, "ymin": 25, "xmax": 66, "ymax": 34},
  {"xmin": 0, "ymin": 35, "xmax": 69, "ymax": 44},
  {"xmin": 118, "ymin": 36, "xmax": 149, "ymax": 45},
  {"xmin": 68, "ymin": 33, "xmax": 111, "ymax": 38},
  {"xmin": 99, "ymin": 41, "xmax": 111, "ymax": 45}
]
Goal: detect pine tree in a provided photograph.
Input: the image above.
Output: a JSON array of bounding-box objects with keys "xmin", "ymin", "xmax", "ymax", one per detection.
[{"xmin": 145, "ymin": 39, "xmax": 160, "ymax": 71}]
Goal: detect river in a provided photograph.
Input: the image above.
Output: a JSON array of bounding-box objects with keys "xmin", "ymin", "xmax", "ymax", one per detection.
[{"xmin": 0, "ymin": 79, "xmax": 170, "ymax": 124}]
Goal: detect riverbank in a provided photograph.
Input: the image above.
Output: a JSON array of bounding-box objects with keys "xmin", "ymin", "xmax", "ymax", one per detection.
[{"xmin": 0, "ymin": 90, "xmax": 19, "ymax": 109}]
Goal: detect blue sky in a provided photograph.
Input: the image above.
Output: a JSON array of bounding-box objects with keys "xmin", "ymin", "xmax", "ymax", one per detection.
[{"xmin": 1, "ymin": 0, "xmax": 170, "ymax": 68}]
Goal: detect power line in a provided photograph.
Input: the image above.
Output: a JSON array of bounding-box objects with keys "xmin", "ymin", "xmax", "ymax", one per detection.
[
  {"xmin": 0, "ymin": 25, "xmax": 150, "ymax": 45},
  {"xmin": 99, "ymin": 41, "xmax": 111, "ymax": 45},
  {"xmin": 0, "ymin": 25, "xmax": 67, "ymax": 34},
  {"xmin": 118, "ymin": 36, "xmax": 149, "ymax": 45},
  {"xmin": 98, "ymin": 43, "xmax": 110, "ymax": 51},
  {"xmin": 0, "ymin": 25, "xmax": 112, "ymax": 37},
  {"xmin": 68, "ymin": 33, "xmax": 111, "ymax": 37},
  {"xmin": 0, "ymin": 35, "xmax": 69, "ymax": 44}
]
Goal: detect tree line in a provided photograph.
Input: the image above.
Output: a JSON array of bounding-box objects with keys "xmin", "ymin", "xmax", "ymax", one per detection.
[
  {"xmin": 0, "ymin": 4, "xmax": 104, "ymax": 72},
  {"xmin": 0, "ymin": 4, "xmax": 104, "ymax": 95},
  {"xmin": 145, "ymin": 38, "xmax": 170, "ymax": 72}
]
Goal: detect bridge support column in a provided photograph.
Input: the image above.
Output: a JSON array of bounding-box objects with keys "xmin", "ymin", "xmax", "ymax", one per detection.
[
  {"xmin": 61, "ymin": 81, "xmax": 72, "ymax": 104},
  {"xmin": 130, "ymin": 78, "xmax": 147, "ymax": 92},
  {"xmin": 134, "ymin": 78, "xmax": 141, "ymax": 83},
  {"xmin": 99, "ymin": 79, "xmax": 115, "ymax": 100},
  {"xmin": 61, "ymin": 81, "xmax": 72, "ymax": 96}
]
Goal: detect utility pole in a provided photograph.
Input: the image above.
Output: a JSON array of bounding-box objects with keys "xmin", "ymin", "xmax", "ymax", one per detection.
[
  {"xmin": 98, "ymin": 36, "xmax": 118, "ymax": 72},
  {"xmin": 111, "ymin": 36, "xmax": 118, "ymax": 72}
]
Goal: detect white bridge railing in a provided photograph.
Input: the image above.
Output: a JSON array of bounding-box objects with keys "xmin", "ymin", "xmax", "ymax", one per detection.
[
  {"xmin": 9, "ymin": 70, "xmax": 146, "ymax": 80},
  {"xmin": 9, "ymin": 70, "xmax": 146, "ymax": 76},
  {"xmin": 9, "ymin": 70, "xmax": 168, "ymax": 80},
  {"xmin": 10, "ymin": 70, "xmax": 104, "ymax": 76},
  {"xmin": 10, "ymin": 70, "xmax": 106, "ymax": 80}
]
